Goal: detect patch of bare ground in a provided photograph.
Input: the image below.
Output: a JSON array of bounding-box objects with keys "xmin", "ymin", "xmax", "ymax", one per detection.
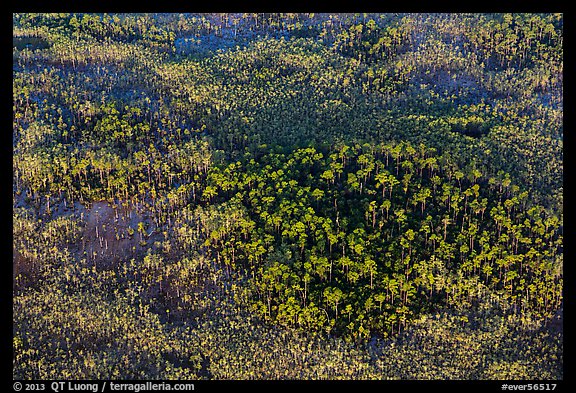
[
  {"xmin": 13, "ymin": 197, "xmax": 164, "ymax": 287},
  {"xmin": 13, "ymin": 246, "xmax": 39, "ymax": 289},
  {"xmin": 546, "ymin": 303, "xmax": 563, "ymax": 335},
  {"xmin": 79, "ymin": 200, "xmax": 164, "ymax": 269}
]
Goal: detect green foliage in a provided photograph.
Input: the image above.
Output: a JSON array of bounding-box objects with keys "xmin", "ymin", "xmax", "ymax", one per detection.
[{"xmin": 13, "ymin": 12, "xmax": 562, "ymax": 380}]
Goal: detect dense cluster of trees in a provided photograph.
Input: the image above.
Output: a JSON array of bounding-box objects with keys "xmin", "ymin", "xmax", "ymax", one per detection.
[
  {"xmin": 13, "ymin": 12, "xmax": 562, "ymax": 380},
  {"xmin": 196, "ymin": 142, "xmax": 562, "ymax": 339}
]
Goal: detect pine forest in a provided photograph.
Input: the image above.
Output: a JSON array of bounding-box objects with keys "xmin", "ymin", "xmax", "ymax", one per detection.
[{"xmin": 13, "ymin": 13, "xmax": 563, "ymax": 380}]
